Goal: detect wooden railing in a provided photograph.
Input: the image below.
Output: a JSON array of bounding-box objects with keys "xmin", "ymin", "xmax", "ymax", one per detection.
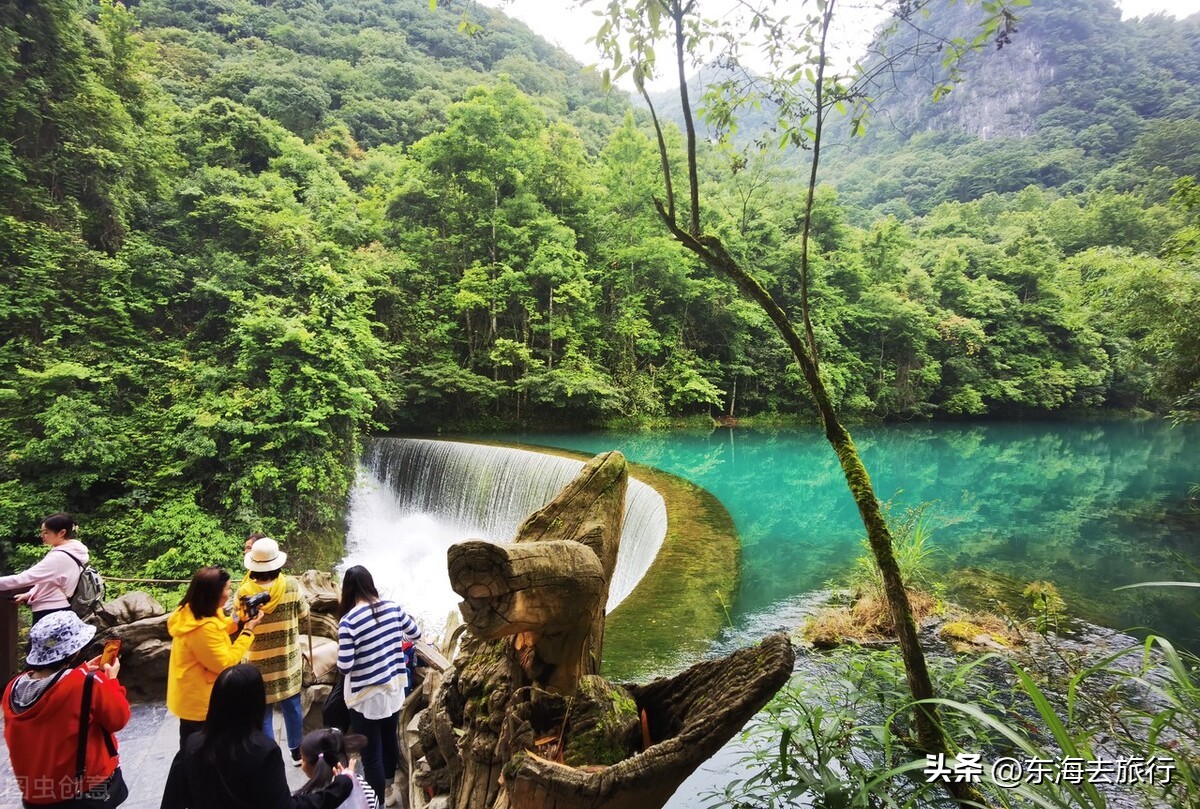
[
  {"xmin": 0, "ymin": 588, "xmax": 30, "ymax": 684},
  {"xmin": 0, "ymin": 578, "xmax": 193, "ymax": 684}
]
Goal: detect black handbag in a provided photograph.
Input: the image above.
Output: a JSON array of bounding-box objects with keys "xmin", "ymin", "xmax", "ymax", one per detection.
[
  {"xmin": 323, "ymin": 673, "xmax": 351, "ymax": 731},
  {"xmin": 72, "ymin": 672, "xmax": 128, "ymax": 808}
]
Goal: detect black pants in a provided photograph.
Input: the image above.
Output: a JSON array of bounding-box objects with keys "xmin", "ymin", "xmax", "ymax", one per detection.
[
  {"xmin": 31, "ymin": 606, "xmax": 72, "ymax": 625},
  {"xmin": 178, "ymin": 718, "xmax": 204, "ymax": 748},
  {"xmin": 350, "ymin": 708, "xmax": 400, "ymax": 803}
]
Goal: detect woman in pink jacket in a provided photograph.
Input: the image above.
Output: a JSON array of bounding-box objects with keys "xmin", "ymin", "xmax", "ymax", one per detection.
[{"xmin": 0, "ymin": 512, "xmax": 90, "ymax": 625}]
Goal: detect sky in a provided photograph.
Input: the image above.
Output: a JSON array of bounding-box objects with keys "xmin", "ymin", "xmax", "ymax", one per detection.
[{"xmin": 482, "ymin": 0, "xmax": 1200, "ymax": 90}]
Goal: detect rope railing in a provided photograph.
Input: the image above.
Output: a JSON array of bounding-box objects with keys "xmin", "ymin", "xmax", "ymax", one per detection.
[
  {"xmin": 100, "ymin": 577, "xmax": 193, "ymax": 584},
  {"xmin": 2, "ymin": 576, "xmax": 255, "ymax": 680},
  {"xmin": 103, "ymin": 576, "xmax": 253, "ymax": 587}
]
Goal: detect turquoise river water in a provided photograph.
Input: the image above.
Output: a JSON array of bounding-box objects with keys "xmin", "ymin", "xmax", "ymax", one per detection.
[{"xmin": 489, "ymin": 419, "xmax": 1200, "ymax": 658}]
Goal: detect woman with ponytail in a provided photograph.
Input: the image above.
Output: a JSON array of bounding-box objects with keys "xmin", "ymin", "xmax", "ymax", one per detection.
[
  {"xmin": 0, "ymin": 512, "xmax": 91, "ymax": 624},
  {"xmin": 294, "ymin": 728, "xmax": 378, "ymax": 809},
  {"xmin": 336, "ymin": 565, "xmax": 420, "ymax": 804}
]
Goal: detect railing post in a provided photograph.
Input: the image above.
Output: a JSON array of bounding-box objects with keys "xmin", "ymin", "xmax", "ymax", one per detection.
[{"xmin": 1, "ymin": 597, "xmax": 18, "ymax": 683}]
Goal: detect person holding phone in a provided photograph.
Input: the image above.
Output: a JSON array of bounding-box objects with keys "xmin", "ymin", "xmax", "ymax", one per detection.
[
  {"xmin": 167, "ymin": 566, "xmax": 263, "ymax": 747},
  {"xmin": 3, "ymin": 610, "xmax": 131, "ymax": 807},
  {"xmin": 294, "ymin": 728, "xmax": 377, "ymax": 808},
  {"xmin": 0, "ymin": 512, "xmax": 91, "ymax": 625}
]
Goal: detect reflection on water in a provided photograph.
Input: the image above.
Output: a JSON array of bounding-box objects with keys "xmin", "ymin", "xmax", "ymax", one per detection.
[{"xmin": 491, "ymin": 420, "xmax": 1200, "ymax": 654}]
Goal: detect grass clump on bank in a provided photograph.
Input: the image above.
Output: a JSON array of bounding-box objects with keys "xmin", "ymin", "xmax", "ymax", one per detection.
[
  {"xmin": 803, "ymin": 502, "xmax": 992, "ymax": 648},
  {"xmin": 736, "ymin": 504, "xmax": 1198, "ymax": 808},
  {"xmin": 722, "ymin": 632, "xmax": 1200, "ymax": 809}
]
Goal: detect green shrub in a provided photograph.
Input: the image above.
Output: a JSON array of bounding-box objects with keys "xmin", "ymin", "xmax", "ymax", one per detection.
[{"xmin": 717, "ymin": 637, "xmax": 1198, "ymax": 808}]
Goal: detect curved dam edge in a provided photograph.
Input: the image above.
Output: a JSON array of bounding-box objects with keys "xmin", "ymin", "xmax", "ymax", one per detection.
[{"xmin": 445, "ymin": 438, "xmax": 740, "ymax": 681}]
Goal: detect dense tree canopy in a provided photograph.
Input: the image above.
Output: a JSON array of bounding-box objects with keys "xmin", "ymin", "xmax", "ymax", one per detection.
[{"xmin": 1, "ymin": 0, "xmax": 1197, "ymax": 577}]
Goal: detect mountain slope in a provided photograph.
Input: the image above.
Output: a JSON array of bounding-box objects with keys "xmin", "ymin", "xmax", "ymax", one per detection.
[
  {"xmin": 640, "ymin": 0, "xmax": 1200, "ymax": 214},
  {"xmin": 129, "ymin": 0, "xmax": 629, "ymax": 150}
]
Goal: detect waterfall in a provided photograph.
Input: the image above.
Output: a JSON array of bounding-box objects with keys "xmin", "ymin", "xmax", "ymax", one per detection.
[{"xmin": 344, "ymin": 438, "xmax": 668, "ymax": 634}]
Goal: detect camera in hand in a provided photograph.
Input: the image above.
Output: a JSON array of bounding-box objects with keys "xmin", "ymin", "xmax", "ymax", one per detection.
[{"xmin": 240, "ymin": 591, "xmax": 271, "ymax": 619}]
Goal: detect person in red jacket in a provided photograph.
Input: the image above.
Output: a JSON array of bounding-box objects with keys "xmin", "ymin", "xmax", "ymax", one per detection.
[{"xmin": 3, "ymin": 610, "xmax": 131, "ymax": 807}]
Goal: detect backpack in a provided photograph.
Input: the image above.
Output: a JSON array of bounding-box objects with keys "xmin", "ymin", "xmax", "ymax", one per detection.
[{"xmin": 56, "ymin": 549, "xmax": 106, "ymax": 617}]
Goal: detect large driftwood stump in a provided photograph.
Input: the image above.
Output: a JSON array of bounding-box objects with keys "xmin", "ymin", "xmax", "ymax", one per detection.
[{"xmin": 418, "ymin": 451, "xmax": 794, "ymax": 809}]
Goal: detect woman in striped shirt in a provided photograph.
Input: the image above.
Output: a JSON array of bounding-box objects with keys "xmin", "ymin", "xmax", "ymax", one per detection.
[{"xmin": 336, "ymin": 565, "xmax": 421, "ymax": 805}]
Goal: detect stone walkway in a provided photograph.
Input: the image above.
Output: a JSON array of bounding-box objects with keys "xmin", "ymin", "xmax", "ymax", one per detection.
[{"xmin": 0, "ymin": 701, "xmax": 309, "ymax": 808}]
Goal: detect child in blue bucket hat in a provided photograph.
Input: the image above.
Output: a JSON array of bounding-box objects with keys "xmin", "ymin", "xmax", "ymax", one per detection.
[{"xmin": 3, "ymin": 611, "xmax": 131, "ymax": 807}]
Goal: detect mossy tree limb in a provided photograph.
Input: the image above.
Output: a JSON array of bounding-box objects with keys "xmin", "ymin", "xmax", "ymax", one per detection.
[{"xmin": 505, "ymin": 634, "xmax": 795, "ymax": 809}]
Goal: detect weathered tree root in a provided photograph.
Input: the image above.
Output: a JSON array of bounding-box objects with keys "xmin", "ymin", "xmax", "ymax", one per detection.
[
  {"xmin": 415, "ymin": 451, "xmax": 795, "ymax": 809},
  {"xmin": 505, "ymin": 633, "xmax": 795, "ymax": 809}
]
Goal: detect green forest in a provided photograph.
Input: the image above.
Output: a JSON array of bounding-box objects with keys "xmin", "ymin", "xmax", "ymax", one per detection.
[{"xmin": 1, "ymin": 0, "xmax": 1197, "ymax": 580}]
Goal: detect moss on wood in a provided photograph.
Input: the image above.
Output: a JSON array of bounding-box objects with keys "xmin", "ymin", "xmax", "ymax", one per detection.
[{"xmin": 445, "ymin": 438, "xmax": 740, "ymax": 681}]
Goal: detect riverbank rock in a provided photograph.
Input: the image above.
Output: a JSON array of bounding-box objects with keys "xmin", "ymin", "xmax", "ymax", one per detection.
[
  {"xmin": 297, "ymin": 570, "xmax": 341, "ymax": 640},
  {"xmin": 95, "ymin": 613, "xmax": 171, "ymax": 701},
  {"xmin": 302, "ymin": 682, "xmax": 333, "ymax": 733},
  {"xmin": 94, "ymin": 591, "xmax": 166, "ymax": 628},
  {"xmin": 300, "ymin": 634, "xmax": 338, "ymax": 685},
  {"xmin": 298, "ymin": 570, "xmax": 341, "ymax": 615}
]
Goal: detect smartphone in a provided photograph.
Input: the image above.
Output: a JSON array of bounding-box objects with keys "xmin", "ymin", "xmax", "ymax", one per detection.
[{"xmin": 100, "ymin": 639, "xmax": 121, "ymax": 667}]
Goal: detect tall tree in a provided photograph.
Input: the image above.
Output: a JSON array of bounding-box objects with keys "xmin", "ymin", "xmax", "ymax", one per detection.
[{"xmin": 583, "ymin": 0, "xmax": 1024, "ymax": 801}]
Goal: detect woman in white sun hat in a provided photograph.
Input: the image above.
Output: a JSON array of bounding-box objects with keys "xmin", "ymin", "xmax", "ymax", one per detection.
[{"xmin": 235, "ymin": 536, "xmax": 309, "ymax": 765}]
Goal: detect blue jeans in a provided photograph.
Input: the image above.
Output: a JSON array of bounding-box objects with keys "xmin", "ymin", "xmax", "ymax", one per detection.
[
  {"xmin": 350, "ymin": 707, "xmax": 400, "ymax": 802},
  {"xmin": 262, "ymin": 692, "xmax": 304, "ymax": 751}
]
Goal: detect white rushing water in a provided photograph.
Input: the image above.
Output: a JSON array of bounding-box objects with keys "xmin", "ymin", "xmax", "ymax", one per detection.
[{"xmin": 343, "ymin": 438, "xmax": 668, "ymax": 635}]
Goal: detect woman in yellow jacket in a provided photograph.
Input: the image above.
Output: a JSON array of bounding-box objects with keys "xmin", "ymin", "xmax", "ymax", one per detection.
[{"xmin": 167, "ymin": 566, "xmax": 263, "ymax": 747}]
